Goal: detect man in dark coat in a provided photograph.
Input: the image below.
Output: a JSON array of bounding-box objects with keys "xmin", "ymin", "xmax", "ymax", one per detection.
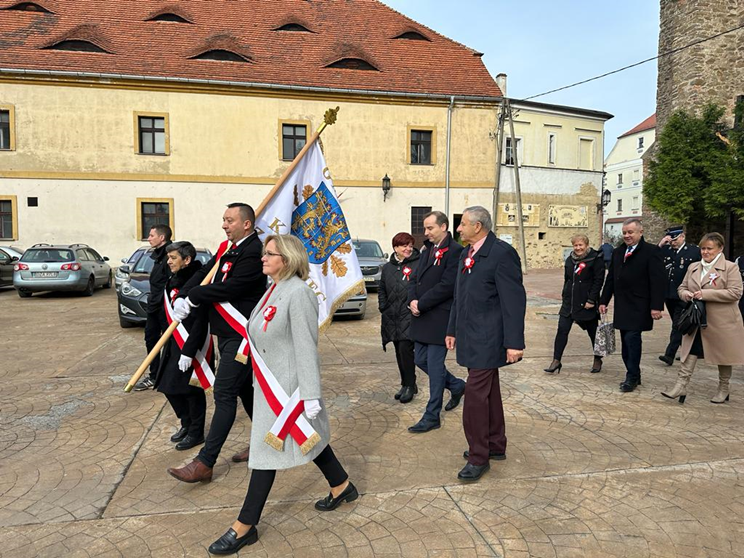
[
  {"xmin": 167, "ymin": 203, "xmax": 267, "ymax": 483},
  {"xmin": 600, "ymin": 218, "xmax": 665, "ymax": 392},
  {"xmin": 657, "ymin": 226, "xmax": 701, "ymax": 365},
  {"xmin": 134, "ymin": 224, "xmax": 172, "ymax": 391},
  {"xmin": 446, "ymin": 206, "xmax": 526, "ymax": 483},
  {"xmin": 407, "ymin": 211, "xmax": 465, "ymax": 433}
]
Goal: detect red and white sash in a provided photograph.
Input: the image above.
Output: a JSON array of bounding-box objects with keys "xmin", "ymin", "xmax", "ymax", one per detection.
[
  {"xmin": 247, "ymin": 289, "xmax": 321, "ymax": 455},
  {"xmin": 164, "ymin": 292, "xmax": 215, "ymax": 391}
]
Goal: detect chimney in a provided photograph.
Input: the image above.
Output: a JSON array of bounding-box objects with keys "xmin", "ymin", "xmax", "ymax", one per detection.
[{"xmin": 496, "ymin": 73, "xmax": 507, "ymax": 97}]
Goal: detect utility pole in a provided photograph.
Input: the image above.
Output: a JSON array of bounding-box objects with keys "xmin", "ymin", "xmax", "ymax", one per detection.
[
  {"xmin": 491, "ymin": 99, "xmax": 506, "ymax": 235},
  {"xmin": 506, "ymin": 99, "xmax": 528, "ymax": 272}
]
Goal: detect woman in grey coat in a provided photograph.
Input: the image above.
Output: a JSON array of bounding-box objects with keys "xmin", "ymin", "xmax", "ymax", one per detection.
[{"xmin": 208, "ymin": 234, "xmax": 357, "ymax": 556}]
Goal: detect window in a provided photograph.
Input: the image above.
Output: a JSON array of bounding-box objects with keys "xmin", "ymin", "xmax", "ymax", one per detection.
[
  {"xmin": 147, "ymin": 13, "xmax": 192, "ymax": 23},
  {"xmin": 136, "ymin": 198, "xmax": 174, "ymax": 240},
  {"xmin": 27, "ymin": 197, "xmax": 38, "ymax": 207},
  {"xmin": 394, "ymin": 31, "xmax": 430, "ymax": 41},
  {"xmin": 3, "ymin": 2, "xmax": 52, "ymax": 12},
  {"xmin": 135, "ymin": 113, "xmax": 169, "ymax": 155},
  {"xmin": 45, "ymin": 40, "xmax": 109, "ymax": 53},
  {"xmin": 76, "ymin": 249, "xmax": 90, "ymax": 261},
  {"xmin": 633, "ymin": 169, "xmax": 640, "ymax": 183},
  {"xmin": 274, "ymin": 23, "xmax": 312, "ymax": 32},
  {"xmin": 579, "ymin": 138, "xmax": 594, "ymax": 170},
  {"xmin": 638, "ymin": 137, "xmax": 644, "ymax": 149},
  {"xmin": 548, "ymin": 133, "xmax": 556, "ymax": 165},
  {"xmin": 0, "ymin": 106, "xmax": 15, "ymax": 151},
  {"xmin": 325, "ymin": 58, "xmax": 379, "ymax": 71},
  {"xmin": 410, "ymin": 129, "xmax": 433, "ymax": 165},
  {"xmin": 282, "ymin": 123, "xmax": 307, "ymax": 160},
  {"xmin": 617, "ymin": 199, "xmax": 623, "ymax": 212},
  {"xmin": 632, "ymin": 196, "xmax": 639, "ymax": 210},
  {"xmin": 504, "ymin": 136, "xmax": 522, "ymax": 166},
  {"xmin": 411, "ymin": 206, "xmax": 432, "ymax": 246},
  {"xmin": 617, "ymin": 173, "xmax": 623, "ymax": 185},
  {"xmin": 192, "ymin": 50, "xmax": 250, "ymax": 62},
  {"xmin": 86, "ymin": 248, "xmax": 103, "ymax": 262},
  {"xmin": 0, "ymin": 198, "xmax": 15, "ymax": 239}
]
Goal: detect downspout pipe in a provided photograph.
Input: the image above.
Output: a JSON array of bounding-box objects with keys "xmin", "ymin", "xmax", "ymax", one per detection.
[{"xmin": 445, "ymin": 95, "xmax": 454, "ymax": 218}]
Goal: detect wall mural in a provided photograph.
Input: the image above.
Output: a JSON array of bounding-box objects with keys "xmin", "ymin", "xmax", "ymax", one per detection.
[
  {"xmin": 496, "ymin": 203, "xmax": 540, "ymax": 227},
  {"xmin": 548, "ymin": 205, "xmax": 588, "ymax": 228}
]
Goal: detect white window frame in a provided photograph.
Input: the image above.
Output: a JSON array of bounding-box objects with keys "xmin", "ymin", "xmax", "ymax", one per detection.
[
  {"xmin": 504, "ymin": 136, "xmax": 523, "ymax": 166},
  {"xmin": 547, "ymin": 132, "xmax": 556, "ymax": 165}
]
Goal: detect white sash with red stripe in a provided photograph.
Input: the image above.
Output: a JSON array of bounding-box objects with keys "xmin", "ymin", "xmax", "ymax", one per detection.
[{"xmin": 164, "ymin": 292, "xmax": 215, "ymax": 391}]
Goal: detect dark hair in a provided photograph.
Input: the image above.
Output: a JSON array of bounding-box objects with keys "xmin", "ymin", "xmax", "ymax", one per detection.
[
  {"xmin": 699, "ymin": 232, "xmax": 725, "ymax": 248},
  {"xmin": 150, "ymin": 224, "xmax": 172, "ymax": 242},
  {"xmin": 166, "ymin": 240, "xmax": 196, "ymax": 262},
  {"xmin": 392, "ymin": 232, "xmax": 415, "ymax": 247},
  {"xmin": 423, "ymin": 210, "xmax": 449, "ymax": 230},
  {"xmin": 227, "ymin": 202, "xmax": 255, "ymax": 226}
]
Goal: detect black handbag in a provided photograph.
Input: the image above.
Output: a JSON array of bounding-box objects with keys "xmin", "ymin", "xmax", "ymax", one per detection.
[{"xmin": 675, "ymin": 299, "xmax": 707, "ymax": 336}]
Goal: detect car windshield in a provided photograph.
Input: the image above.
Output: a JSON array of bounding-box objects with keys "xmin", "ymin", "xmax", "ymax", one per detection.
[
  {"xmin": 353, "ymin": 241, "xmax": 384, "ymax": 258},
  {"xmin": 132, "ymin": 250, "xmax": 211, "ymax": 273},
  {"xmin": 22, "ymin": 249, "xmax": 74, "ymax": 262}
]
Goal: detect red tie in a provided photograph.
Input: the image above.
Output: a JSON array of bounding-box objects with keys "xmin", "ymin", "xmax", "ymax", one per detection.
[
  {"xmin": 467, "ymin": 245, "xmax": 474, "ymax": 258},
  {"xmin": 230, "ymin": 243, "xmax": 237, "ymax": 251}
]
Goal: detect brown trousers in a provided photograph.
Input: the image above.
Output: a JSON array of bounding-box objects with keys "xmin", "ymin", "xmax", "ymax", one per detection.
[{"xmin": 463, "ymin": 367, "xmax": 507, "ymax": 466}]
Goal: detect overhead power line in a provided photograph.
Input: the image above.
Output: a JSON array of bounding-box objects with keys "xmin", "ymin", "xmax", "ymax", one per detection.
[{"xmin": 523, "ymin": 21, "xmax": 744, "ymax": 101}]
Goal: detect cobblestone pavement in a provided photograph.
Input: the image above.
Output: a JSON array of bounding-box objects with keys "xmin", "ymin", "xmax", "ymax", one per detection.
[{"xmin": 1, "ymin": 270, "xmax": 743, "ymax": 557}]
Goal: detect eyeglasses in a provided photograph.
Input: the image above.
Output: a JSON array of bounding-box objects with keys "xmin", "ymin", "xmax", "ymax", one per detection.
[{"xmin": 263, "ymin": 250, "xmax": 283, "ymax": 258}]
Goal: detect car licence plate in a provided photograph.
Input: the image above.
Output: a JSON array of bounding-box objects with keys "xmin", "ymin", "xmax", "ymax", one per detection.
[
  {"xmin": 364, "ymin": 277, "xmax": 374, "ymax": 282},
  {"xmin": 33, "ymin": 272, "xmax": 58, "ymax": 278}
]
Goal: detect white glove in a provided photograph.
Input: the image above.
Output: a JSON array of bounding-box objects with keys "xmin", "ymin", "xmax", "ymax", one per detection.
[
  {"xmin": 173, "ymin": 298, "xmax": 192, "ymax": 322},
  {"xmin": 304, "ymin": 399, "xmax": 322, "ymax": 420},
  {"xmin": 178, "ymin": 355, "xmax": 192, "ymax": 372}
]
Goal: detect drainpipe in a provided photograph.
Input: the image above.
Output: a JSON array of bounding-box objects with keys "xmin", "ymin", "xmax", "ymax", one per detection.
[{"xmin": 445, "ymin": 96, "xmax": 454, "ymax": 218}]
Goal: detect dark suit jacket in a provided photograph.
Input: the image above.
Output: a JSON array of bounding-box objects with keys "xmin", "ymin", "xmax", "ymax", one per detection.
[
  {"xmin": 662, "ymin": 243, "xmax": 701, "ymax": 299},
  {"xmin": 147, "ymin": 243, "xmax": 171, "ymax": 313},
  {"xmin": 407, "ymin": 232, "xmax": 464, "ymax": 345},
  {"xmin": 179, "ymin": 232, "xmax": 267, "ymax": 339},
  {"xmin": 447, "ymin": 231, "xmax": 526, "ymax": 369},
  {"xmin": 600, "ymin": 237, "xmax": 665, "ymax": 331}
]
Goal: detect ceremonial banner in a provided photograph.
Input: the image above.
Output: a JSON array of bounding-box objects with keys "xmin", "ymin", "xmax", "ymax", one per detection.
[{"xmin": 255, "ymin": 142, "xmax": 364, "ymax": 331}]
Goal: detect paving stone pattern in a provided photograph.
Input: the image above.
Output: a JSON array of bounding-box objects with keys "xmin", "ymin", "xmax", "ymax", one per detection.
[{"xmin": 1, "ymin": 269, "xmax": 743, "ymax": 557}]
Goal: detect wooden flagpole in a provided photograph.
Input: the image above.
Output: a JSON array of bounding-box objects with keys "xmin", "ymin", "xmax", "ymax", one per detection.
[{"xmin": 124, "ymin": 106, "xmax": 340, "ymax": 392}]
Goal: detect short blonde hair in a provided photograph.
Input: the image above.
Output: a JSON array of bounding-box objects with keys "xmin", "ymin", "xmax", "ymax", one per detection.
[
  {"xmin": 570, "ymin": 233, "xmax": 590, "ymax": 245},
  {"xmin": 264, "ymin": 234, "xmax": 310, "ymax": 282}
]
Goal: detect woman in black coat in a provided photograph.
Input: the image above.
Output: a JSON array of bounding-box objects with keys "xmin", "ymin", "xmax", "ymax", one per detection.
[
  {"xmin": 379, "ymin": 232, "xmax": 420, "ymax": 403},
  {"xmin": 545, "ymin": 234, "xmax": 605, "ymax": 374},
  {"xmin": 155, "ymin": 241, "xmax": 212, "ymax": 451}
]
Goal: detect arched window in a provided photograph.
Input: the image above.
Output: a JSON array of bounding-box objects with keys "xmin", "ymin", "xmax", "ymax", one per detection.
[
  {"xmin": 147, "ymin": 13, "xmax": 192, "ymax": 23},
  {"xmin": 325, "ymin": 58, "xmax": 378, "ymax": 71},
  {"xmin": 192, "ymin": 50, "xmax": 250, "ymax": 62},
  {"xmin": 44, "ymin": 40, "xmax": 109, "ymax": 53}
]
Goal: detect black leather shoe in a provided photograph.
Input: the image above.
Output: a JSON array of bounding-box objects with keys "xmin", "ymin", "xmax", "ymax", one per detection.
[
  {"xmin": 170, "ymin": 427, "xmax": 188, "ymax": 442},
  {"xmin": 394, "ymin": 386, "xmax": 404, "ymax": 400},
  {"xmin": 658, "ymin": 355, "xmax": 674, "ymax": 366},
  {"xmin": 399, "ymin": 386, "xmax": 416, "ymax": 404},
  {"xmin": 619, "ymin": 378, "xmax": 642, "ymax": 387},
  {"xmin": 408, "ymin": 419, "xmax": 441, "ymax": 433},
  {"xmin": 176, "ymin": 435, "xmax": 205, "ymax": 451},
  {"xmin": 208, "ymin": 526, "xmax": 258, "ymax": 555},
  {"xmin": 445, "ymin": 388, "xmax": 465, "ymax": 411},
  {"xmin": 457, "ymin": 462, "xmax": 490, "ymax": 482},
  {"xmin": 620, "ymin": 382, "xmax": 638, "ymax": 392},
  {"xmin": 463, "ymin": 450, "xmax": 506, "ymax": 461},
  {"xmin": 315, "ymin": 482, "xmax": 359, "ymax": 511}
]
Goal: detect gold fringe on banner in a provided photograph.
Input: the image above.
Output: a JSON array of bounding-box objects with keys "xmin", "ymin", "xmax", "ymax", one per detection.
[
  {"xmin": 234, "ymin": 353, "xmax": 248, "ymax": 364},
  {"xmin": 264, "ymin": 432, "xmax": 284, "ymax": 452},
  {"xmin": 318, "ymin": 279, "xmax": 366, "ymax": 334},
  {"xmin": 299, "ymin": 432, "xmax": 322, "ymax": 455}
]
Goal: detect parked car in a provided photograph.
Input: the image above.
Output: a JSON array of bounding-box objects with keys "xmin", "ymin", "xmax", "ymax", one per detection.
[
  {"xmin": 333, "ymin": 291, "xmax": 367, "ymax": 319},
  {"xmin": 14, "ymin": 243, "xmax": 112, "ymax": 297},
  {"xmin": 353, "ymin": 239, "xmax": 387, "ymax": 291},
  {"xmin": 118, "ymin": 247, "xmax": 212, "ymax": 328},
  {"xmin": 0, "ymin": 246, "xmax": 24, "ymax": 288},
  {"xmin": 115, "ymin": 246, "xmax": 149, "ymax": 290}
]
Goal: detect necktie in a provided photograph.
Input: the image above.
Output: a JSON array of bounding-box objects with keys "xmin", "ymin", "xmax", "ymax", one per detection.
[
  {"xmin": 467, "ymin": 245, "xmax": 475, "ymax": 258},
  {"xmin": 230, "ymin": 243, "xmax": 237, "ymax": 251},
  {"xmin": 624, "ymin": 246, "xmax": 634, "ymax": 261}
]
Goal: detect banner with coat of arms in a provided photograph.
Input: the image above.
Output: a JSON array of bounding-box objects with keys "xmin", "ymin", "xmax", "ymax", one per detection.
[{"xmin": 254, "ymin": 141, "xmax": 364, "ymax": 331}]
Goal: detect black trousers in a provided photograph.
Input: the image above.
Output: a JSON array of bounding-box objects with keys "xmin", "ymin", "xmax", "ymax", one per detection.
[
  {"xmin": 197, "ymin": 337, "xmax": 254, "ymax": 468},
  {"xmin": 166, "ymin": 388, "xmax": 207, "ymax": 438},
  {"xmin": 552, "ymin": 315, "xmax": 598, "ymax": 361},
  {"xmin": 237, "ymin": 445, "xmax": 348, "ymax": 525},
  {"xmin": 144, "ymin": 308, "xmax": 168, "ymax": 379},
  {"xmin": 663, "ymin": 298, "xmax": 684, "ymax": 358},
  {"xmin": 620, "ymin": 329, "xmax": 643, "ymax": 384},
  {"xmin": 392, "ymin": 339, "xmax": 416, "ymax": 387}
]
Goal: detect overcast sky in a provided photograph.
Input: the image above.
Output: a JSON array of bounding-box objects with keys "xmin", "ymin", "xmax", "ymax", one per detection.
[{"xmin": 383, "ymin": 0, "xmax": 660, "ymax": 156}]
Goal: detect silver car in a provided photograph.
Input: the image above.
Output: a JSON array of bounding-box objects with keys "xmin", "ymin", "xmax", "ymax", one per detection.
[
  {"xmin": 14, "ymin": 243, "xmax": 112, "ymax": 298},
  {"xmin": 352, "ymin": 239, "xmax": 387, "ymax": 292}
]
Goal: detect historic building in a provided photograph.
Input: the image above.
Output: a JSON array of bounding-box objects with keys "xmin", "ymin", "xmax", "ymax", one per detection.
[
  {"xmin": 603, "ymin": 114, "xmax": 656, "ymax": 241},
  {"xmin": 0, "ymin": 0, "xmax": 611, "ymax": 268}
]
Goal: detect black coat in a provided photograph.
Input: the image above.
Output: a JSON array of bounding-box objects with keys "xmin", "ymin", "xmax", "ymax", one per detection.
[
  {"xmin": 147, "ymin": 243, "xmax": 171, "ymax": 313},
  {"xmin": 559, "ymin": 248, "xmax": 604, "ymax": 322},
  {"xmin": 599, "ymin": 238, "xmax": 665, "ymax": 331},
  {"xmin": 447, "ymin": 232, "xmax": 526, "ymax": 369},
  {"xmin": 378, "ymin": 249, "xmax": 420, "ymax": 349},
  {"xmin": 179, "ymin": 232, "xmax": 267, "ymax": 339},
  {"xmin": 155, "ymin": 260, "xmax": 212, "ymax": 395},
  {"xmin": 408, "ymin": 232, "xmax": 464, "ymax": 345},
  {"xmin": 662, "ymin": 243, "xmax": 701, "ymax": 299}
]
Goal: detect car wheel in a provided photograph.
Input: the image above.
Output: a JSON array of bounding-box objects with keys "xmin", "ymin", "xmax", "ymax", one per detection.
[
  {"xmin": 17, "ymin": 289, "xmax": 32, "ymax": 298},
  {"xmin": 103, "ymin": 271, "xmax": 113, "ymax": 289},
  {"xmin": 82, "ymin": 276, "xmax": 95, "ymax": 297},
  {"xmin": 119, "ymin": 317, "xmax": 136, "ymax": 328}
]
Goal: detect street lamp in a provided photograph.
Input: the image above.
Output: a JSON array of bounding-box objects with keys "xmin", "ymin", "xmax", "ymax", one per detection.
[
  {"xmin": 600, "ymin": 188, "xmax": 611, "ymax": 242},
  {"xmin": 382, "ymin": 174, "xmax": 392, "ymax": 202}
]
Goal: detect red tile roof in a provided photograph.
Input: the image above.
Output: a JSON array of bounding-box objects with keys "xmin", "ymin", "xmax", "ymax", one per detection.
[
  {"xmin": 618, "ymin": 114, "xmax": 656, "ymax": 138},
  {"xmin": 0, "ymin": 0, "xmax": 502, "ymax": 98}
]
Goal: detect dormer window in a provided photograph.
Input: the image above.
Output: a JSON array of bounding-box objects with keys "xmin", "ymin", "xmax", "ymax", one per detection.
[
  {"xmin": 325, "ymin": 58, "xmax": 378, "ymax": 71},
  {"xmin": 191, "ymin": 49, "xmax": 250, "ymax": 63},
  {"xmin": 394, "ymin": 31, "xmax": 430, "ymax": 41},
  {"xmin": 3, "ymin": 2, "xmax": 52, "ymax": 12},
  {"xmin": 147, "ymin": 13, "xmax": 192, "ymax": 23},
  {"xmin": 274, "ymin": 23, "xmax": 312, "ymax": 33},
  {"xmin": 44, "ymin": 40, "xmax": 109, "ymax": 53}
]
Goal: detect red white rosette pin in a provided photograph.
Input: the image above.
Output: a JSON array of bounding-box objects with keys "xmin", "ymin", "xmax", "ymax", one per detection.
[
  {"xmin": 402, "ymin": 266, "xmax": 412, "ymax": 281},
  {"xmin": 575, "ymin": 262, "xmax": 586, "ymax": 275},
  {"xmin": 463, "ymin": 257, "xmax": 475, "ymax": 274},
  {"xmin": 434, "ymin": 247, "xmax": 449, "ymax": 266},
  {"xmin": 221, "ymin": 261, "xmax": 233, "ymax": 274},
  {"xmin": 262, "ymin": 305, "xmax": 277, "ymax": 332},
  {"xmin": 709, "ymin": 272, "xmax": 719, "ymax": 286}
]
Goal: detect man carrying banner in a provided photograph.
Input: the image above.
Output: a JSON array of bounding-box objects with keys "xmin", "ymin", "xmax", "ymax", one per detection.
[{"xmin": 167, "ymin": 203, "xmax": 266, "ymax": 483}]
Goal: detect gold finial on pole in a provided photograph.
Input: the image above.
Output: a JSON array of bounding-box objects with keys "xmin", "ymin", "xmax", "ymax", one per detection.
[{"xmin": 317, "ymin": 106, "xmax": 340, "ymax": 135}]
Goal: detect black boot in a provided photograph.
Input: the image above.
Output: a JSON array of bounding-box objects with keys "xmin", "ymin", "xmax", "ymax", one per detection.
[
  {"xmin": 394, "ymin": 386, "xmax": 404, "ymax": 400},
  {"xmin": 399, "ymin": 385, "xmax": 416, "ymax": 404}
]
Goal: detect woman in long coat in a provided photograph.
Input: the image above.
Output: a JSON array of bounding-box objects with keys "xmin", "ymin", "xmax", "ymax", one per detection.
[
  {"xmin": 662, "ymin": 232, "xmax": 744, "ymax": 404},
  {"xmin": 379, "ymin": 232, "xmax": 420, "ymax": 403},
  {"xmin": 544, "ymin": 234, "xmax": 605, "ymax": 374},
  {"xmin": 208, "ymin": 234, "xmax": 356, "ymax": 556}
]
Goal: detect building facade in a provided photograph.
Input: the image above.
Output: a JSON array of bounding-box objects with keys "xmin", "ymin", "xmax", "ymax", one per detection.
[
  {"xmin": 0, "ymin": 0, "xmax": 611, "ymax": 269},
  {"xmin": 603, "ymin": 114, "xmax": 656, "ymax": 241}
]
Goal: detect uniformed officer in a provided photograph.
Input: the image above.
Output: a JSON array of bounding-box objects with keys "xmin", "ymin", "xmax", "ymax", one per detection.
[{"xmin": 658, "ymin": 225, "xmax": 701, "ymax": 365}]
